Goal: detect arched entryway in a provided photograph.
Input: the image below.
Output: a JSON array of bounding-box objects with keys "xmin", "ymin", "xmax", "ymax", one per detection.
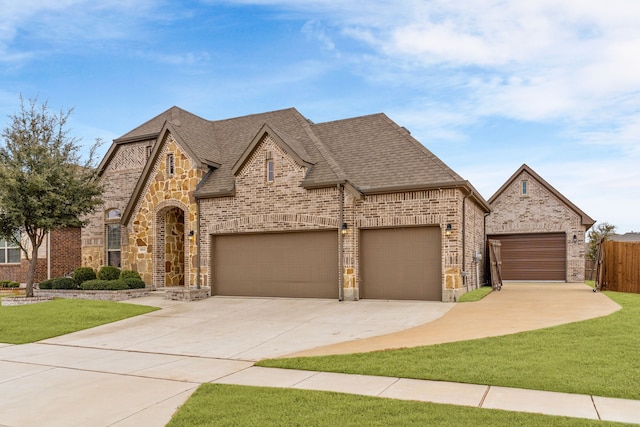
[{"xmin": 155, "ymin": 205, "xmax": 186, "ymax": 288}]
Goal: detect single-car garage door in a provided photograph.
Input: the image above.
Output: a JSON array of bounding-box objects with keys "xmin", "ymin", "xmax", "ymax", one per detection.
[
  {"xmin": 212, "ymin": 230, "xmax": 338, "ymax": 298},
  {"xmin": 490, "ymin": 233, "xmax": 566, "ymax": 281},
  {"xmin": 360, "ymin": 227, "xmax": 442, "ymax": 301}
]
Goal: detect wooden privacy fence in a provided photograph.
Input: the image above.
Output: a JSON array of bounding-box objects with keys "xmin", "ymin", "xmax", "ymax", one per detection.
[{"xmin": 598, "ymin": 240, "xmax": 640, "ymax": 293}]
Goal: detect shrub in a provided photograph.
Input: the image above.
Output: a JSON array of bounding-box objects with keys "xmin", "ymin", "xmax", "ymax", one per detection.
[
  {"xmin": 0, "ymin": 280, "xmax": 20, "ymax": 288},
  {"xmin": 119, "ymin": 270, "xmax": 141, "ymax": 281},
  {"xmin": 38, "ymin": 279, "xmax": 55, "ymax": 289},
  {"xmin": 72, "ymin": 267, "xmax": 96, "ymax": 285},
  {"xmin": 123, "ymin": 278, "xmax": 145, "ymax": 289},
  {"xmin": 51, "ymin": 277, "xmax": 78, "ymax": 290},
  {"xmin": 81, "ymin": 279, "xmax": 128, "ymax": 291},
  {"xmin": 97, "ymin": 266, "xmax": 120, "ymax": 281}
]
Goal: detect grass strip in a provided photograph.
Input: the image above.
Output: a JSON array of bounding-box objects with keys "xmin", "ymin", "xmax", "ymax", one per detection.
[
  {"xmin": 258, "ymin": 291, "xmax": 640, "ymax": 400},
  {"xmin": 0, "ymin": 298, "xmax": 158, "ymax": 344},
  {"xmin": 458, "ymin": 285, "xmax": 493, "ymax": 302},
  {"xmin": 167, "ymin": 384, "xmax": 624, "ymax": 427}
]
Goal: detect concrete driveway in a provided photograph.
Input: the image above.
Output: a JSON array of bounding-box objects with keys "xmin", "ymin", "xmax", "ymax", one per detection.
[
  {"xmin": 0, "ymin": 284, "xmax": 623, "ymax": 426},
  {"xmin": 0, "ymin": 295, "xmax": 453, "ymax": 427}
]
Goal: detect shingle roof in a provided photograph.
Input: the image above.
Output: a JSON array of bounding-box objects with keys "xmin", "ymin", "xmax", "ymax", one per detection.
[{"xmin": 112, "ymin": 106, "xmax": 488, "ymax": 209}]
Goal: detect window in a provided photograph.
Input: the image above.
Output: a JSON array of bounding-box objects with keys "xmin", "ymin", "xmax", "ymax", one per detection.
[
  {"xmin": 266, "ymin": 159, "xmax": 274, "ymax": 183},
  {"xmin": 0, "ymin": 232, "xmax": 21, "ymax": 264},
  {"xmin": 521, "ymin": 180, "xmax": 528, "ymax": 196},
  {"xmin": 167, "ymin": 154, "xmax": 175, "ymax": 176},
  {"xmin": 107, "ymin": 224, "xmax": 121, "ymax": 267},
  {"xmin": 106, "ymin": 209, "xmax": 121, "ymax": 220}
]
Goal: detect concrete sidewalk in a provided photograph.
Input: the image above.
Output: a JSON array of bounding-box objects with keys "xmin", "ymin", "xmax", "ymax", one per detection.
[
  {"xmin": 216, "ymin": 366, "xmax": 640, "ymax": 425},
  {"xmin": 0, "ymin": 283, "xmax": 637, "ymax": 426}
]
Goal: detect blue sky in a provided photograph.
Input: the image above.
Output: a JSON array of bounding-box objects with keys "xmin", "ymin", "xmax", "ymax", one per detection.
[{"xmin": 1, "ymin": 1, "xmax": 639, "ymax": 233}]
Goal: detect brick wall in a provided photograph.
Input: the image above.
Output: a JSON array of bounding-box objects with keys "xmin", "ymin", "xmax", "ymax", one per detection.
[
  {"xmin": 486, "ymin": 170, "xmax": 587, "ymax": 282},
  {"xmin": 0, "ymin": 228, "xmax": 80, "ymax": 283},
  {"xmin": 82, "ymin": 139, "xmax": 152, "ymax": 270},
  {"xmin": 50, "ymin": 227, "xmax": 82, "ymax": 277}
]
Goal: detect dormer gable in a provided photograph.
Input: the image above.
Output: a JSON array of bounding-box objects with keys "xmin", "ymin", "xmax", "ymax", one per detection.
[{"xmin": 232, "ymin": 124, "xmax": 314, "ymax": 176}]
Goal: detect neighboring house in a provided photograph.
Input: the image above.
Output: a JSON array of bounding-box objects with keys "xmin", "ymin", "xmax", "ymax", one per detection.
[
  {"xmin": 82, "ymin": 106, "xmax": 491, "ymax": 301},
  {"xmin": 486, "ymin": 164, "xmax": 595, "ymax": 282},
  {"xmin": 0, "ymin": 228, "xmax": 81, "ymax": 283},
  {"xmin": 609, "ymin": 232, "xmax": 640, "ymax": 242}
]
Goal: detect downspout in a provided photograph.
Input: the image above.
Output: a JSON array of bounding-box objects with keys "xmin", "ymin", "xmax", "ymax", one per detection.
[
  {"xmin": 338, "ymin": 183, "xmax": 344, "ymax": 301},
  {"xmin": 483, "ymin": 211, "xmax": 490, "ymax": 286},
  {"xmin": 196, "ymin": 200, "xmax": 201, "ymax": 289}
]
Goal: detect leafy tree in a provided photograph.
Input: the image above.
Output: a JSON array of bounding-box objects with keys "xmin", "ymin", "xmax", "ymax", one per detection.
[
  {"xmin": 0, "ymin": 97, "xmax": 103, "ymax": 297},
  {"xmin": 586, "ymin": 222, "xmax": 616, "ymax": 261}
]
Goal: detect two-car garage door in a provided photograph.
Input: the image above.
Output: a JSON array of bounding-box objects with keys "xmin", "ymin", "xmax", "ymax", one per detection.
[
  {"xmin": 490, "ymin": 233, "xmax": 566, "ymax": 281},
  {"xmin": 213, "ymin": 231, "xmax": 338, "ymax": 298},
  {"xmin": 212, "ymin": 226, "xmax": 444, "ymax": 301}
]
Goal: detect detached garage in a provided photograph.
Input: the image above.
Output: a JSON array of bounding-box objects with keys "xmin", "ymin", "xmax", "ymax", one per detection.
[
  {"xmin": 488, "ymin": 233, "xmax": 566, "ymax": 281},
  {"xmin": 486, "ymin": 164, "xmax": 595, "ymax": 283},
  {"xmin": 360, "ymin": 227, "xmax": 442, "ymax": 301},
  {"xmin": 212, "ymin": 231, "xmax": 338, "ymax": 298}
]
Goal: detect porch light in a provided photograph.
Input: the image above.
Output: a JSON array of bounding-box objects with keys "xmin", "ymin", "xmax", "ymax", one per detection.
[
  {"xmin": 446, "ymin": 223, "xmax": 452, "ymax": 236},
  {"xmin": 341, "ymin": 223, "xmax": 348, "ymax": 235},
  {"xmin": 572, "ymin": 234, "xmax": 578, "ymax": 244}
]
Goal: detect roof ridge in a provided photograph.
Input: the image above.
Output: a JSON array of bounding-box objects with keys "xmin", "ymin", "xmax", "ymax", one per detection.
[{"xmin": 209, "ymin": 107, "xmax": 300, "ymax": 125}]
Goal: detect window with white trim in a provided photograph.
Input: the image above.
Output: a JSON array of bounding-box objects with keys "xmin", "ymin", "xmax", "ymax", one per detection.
[
  {"xmin": 107, "ymin": 224, "xmax": 121, "ymax": 267},
  {"xmin": 167, "ymin": 154, "xmax": 175, "ymax": 176},
  {"xmin": 266, "ymin": 159, "xmax": 274, "ymax": 183},
  {"xmin": 0, "ymin": 232, "xmax": 21, "ymax": 264},
  {"xmin": 105, "ymin": 208, "xmax": 122, "ymax": 268}
]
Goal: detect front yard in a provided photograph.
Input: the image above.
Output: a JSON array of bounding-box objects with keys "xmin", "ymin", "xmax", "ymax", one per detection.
[
  {"xmin": 258, "ymin": 291, "xmax": 640, "ymax": 400},
  {"xmin": 0, "ymin": 298, "xmax": 158, "ymax": 344}
]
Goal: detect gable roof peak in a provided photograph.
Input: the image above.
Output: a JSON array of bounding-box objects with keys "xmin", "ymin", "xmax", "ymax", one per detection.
[{"xmin": 489, "ymin": 163, "xmax": 595, "ymax": 228}]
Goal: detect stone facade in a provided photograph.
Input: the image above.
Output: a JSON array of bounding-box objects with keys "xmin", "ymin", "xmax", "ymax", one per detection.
[
  {"xmin": 125, "ymin": 137, "xmax": 204, "ymax": 287},
  {"xmin": 486, "ymin": 167, "xmax": 591, "ymax": 282}
]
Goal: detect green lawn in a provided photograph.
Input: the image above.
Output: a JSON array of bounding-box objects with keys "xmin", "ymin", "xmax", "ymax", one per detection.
[
  {"xmin": 168, "ymin": 384, "xmax": 625, "ymax": 427},
  {"xmin": 458, "ymin": 285, "xmax": 493, "ymax": 302},
  {"xmin": 0, "ymin": 298, "xmax": 158, "ymax": 344},
  {"xmin": 258, "ymin": 291, "xmax": 640, "ymax": 400}
]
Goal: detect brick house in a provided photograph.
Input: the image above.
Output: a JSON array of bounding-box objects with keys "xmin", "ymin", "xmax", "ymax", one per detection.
[
  {"xmin": 0, "ymin": 228, "xmax": 81, "ymax": 283},
  {"xmin": 486, "ymin": 164, "xmax": 595, "ymax": 282},
  {"xmin": 82, "ymin": 107, "xmax": 491, "ymax": 301}
]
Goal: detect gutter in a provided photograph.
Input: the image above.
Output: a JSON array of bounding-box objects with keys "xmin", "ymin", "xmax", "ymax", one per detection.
[
  {"xmin": 196, "ymin": 200, "xmax": 201, "ymax": 289},
  {"xmin": 338, "ymin": 184, "xmax": 344, "ymax": 301}
]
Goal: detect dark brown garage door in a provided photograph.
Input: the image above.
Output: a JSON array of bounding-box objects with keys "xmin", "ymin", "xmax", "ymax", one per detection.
[
  {"xmin": 212, "ymin": 230, "xmax": 338, "ymax": 298},
  {"xmin": 360, "ymin": 227, "xmax": 442, "ymax": 301},
  {"xmin": 490, "ymin": 233, "xmax": 566, "ymax": 281}
]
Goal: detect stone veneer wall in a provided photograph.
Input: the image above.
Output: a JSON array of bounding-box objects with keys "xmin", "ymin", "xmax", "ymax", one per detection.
[
  {"xmin": 486, "ymin": 170, "xmax": 587, "ymax": 282},
  {"xmin": 125, "ymin": 137, "xmax": 204, "ymax": 287}
]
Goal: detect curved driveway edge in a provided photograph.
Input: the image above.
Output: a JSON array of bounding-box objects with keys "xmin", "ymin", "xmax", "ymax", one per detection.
[{"xmin": 286, "ymin": 283, "xmax": 621, "ymax": 357}]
